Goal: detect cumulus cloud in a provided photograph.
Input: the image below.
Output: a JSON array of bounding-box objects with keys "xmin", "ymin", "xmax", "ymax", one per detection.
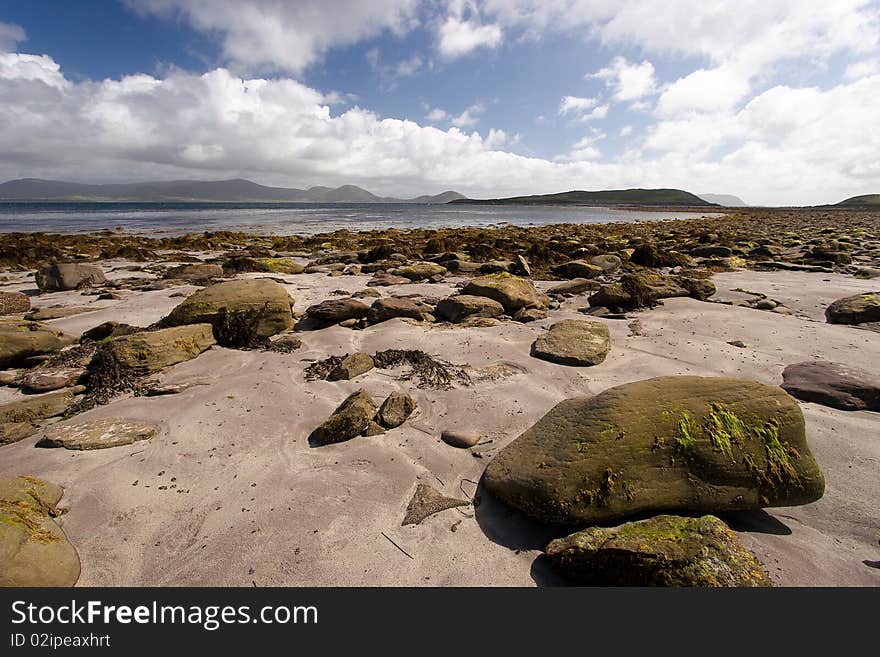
[
  {"xmin": 425, "ymin": 107, "xmax": 449, "ymax": 122},
  {"xmin": 450, "ymin": 103, "xmax": 485, "ymax": 128},
  {"xmin": 132, "ymin": 0, "xmax": 420, "ymax": 74},
  {"xmin": 558, "ymin": 95, "xmax": 597, "ymax": 115},
  {"xmin": 588, "ymin": 56, "xmax": 656, "ymax": 101},
  {"xmin": 0, "ymin": 22, "xmax": 25, "ymax": 52},
  {"xmin": 437, "ymin": 16, "xmax": 502, "ymax": 58}
]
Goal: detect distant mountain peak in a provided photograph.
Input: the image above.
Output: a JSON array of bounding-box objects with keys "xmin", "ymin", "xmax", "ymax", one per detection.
[{"xmin": 697, "ymin": 193, "xmax": 747, "ymax": 207}]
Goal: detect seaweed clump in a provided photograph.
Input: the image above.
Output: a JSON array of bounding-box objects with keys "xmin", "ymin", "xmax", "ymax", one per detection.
[{"xmin": 305, "ymin": 349, "xmax": 471, "ymax": 389}]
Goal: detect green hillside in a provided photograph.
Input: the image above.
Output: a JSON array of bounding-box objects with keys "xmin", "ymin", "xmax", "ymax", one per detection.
[
  {"xmin": 449, "ymin": 188, "xmax": 715, "ymax": 206},
  {"xmin": 836, "ymin": 194, "xmax": 880, "ymax": 207}
]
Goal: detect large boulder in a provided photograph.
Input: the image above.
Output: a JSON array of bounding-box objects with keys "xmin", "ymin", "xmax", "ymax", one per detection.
[
  {"xmin": 304, "ymin": 298, "xmax": 369, "ymax": 325},
  {"xmin": 531, "ymin": 320, "xmax": 611, "ymax": 366},
  {"xmin": 545, "ymin": 514, "xmax": 772, "ymax": 587},
  {"xmin": 547, "ymin": 279, "xmax": 599, "ymax": 297},
  {"xmin": 484, "ymin": 376, "xmax": 825, "ymax": 526},
  {"xmin": 0, "ymin": 291, "xmax": 30, "ymax": 315},
  {"xmin": 35, "ymin": 263, "xmax": 106, "ymax": 291},
  {"xmin": 224, "ymin": 257, "xmax": 305, "ymax": 275},
  {"xmin": 36, "ymin": 417, "xmax": 158, "ymax": 450},
  {"xmin": 435, "ymin": 295, "xmax": 505, "ymax": 323},
  {"xmin": 825, "ymin": 292, "xmax": 880, "ymax": 325},
  {"xmin": 0, "ymin": 320, "xmax": 74, "ymax": 368},
  {"xmin": 590, "ymin": 254, "xmax": 622, "ymax": 274},
  {"xmin": 309, "ymin": 390, "xmax": 378, "ymax": 446},
  {"xmin": 0, "ymin": 476, "xmax": 80, "ymax": 586},
  {"xmin": 94, "ymin": 324, "xmax": 215, "ymax": 376},
  {"xmin": 461, "ymin": 274, "xmax": 544, "ymax": 314},
  {"xmin": 367, "ymin": 297, "xmax": 424, "ymax": 324},
  {"xmin": 781, "ymin": 361, "xmax": 880, "ymax": 411},
  {"xmin": 588, "ymin": 273, "xmax": 715, "ymax": 309},
  {"xmin": 162, "ymin": 279, "xmax": 294, "ymax": 346}
]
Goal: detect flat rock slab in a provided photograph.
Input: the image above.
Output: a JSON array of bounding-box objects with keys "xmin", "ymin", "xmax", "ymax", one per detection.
[
  {"xmin": 402, "ymin": 483, "xmax": 470, "ymax": 525},
  {"xmin": 0, "ymin": 475, "xmax": 80, "ymax": 586},
  {"xmin": 0, "ymin": 387, "xmax": 82, "ymax": 424},
  {"xmin": 545, "ymin": 514, "xmax": 772, "ymax": 586},
  {"xmin": 782, "ymin": 361, "xmax": 880, "ymax": 411},
  {"xmin": 19, "ymin": 367, "xmax": 85, "ymax": 393},
  {"xmin": 37, "ymin": 417, "xmax": 158, "ymax": 450},
  {"xmin": 531, "ymin": 319, "xmax": 611, "ymax": 366},
  {"xmin": 0, "ymin": 320, "xmax": 74, "ymax": 369},
  {"xmin": 26, "ymin": 306, "xmax": 100, "ymax": 321}
]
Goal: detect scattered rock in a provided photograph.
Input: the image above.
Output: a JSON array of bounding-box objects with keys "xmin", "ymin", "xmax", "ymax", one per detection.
[
  {"xmin": 590, "ymin": 254, "xmax": 622, "ymax": 274},
  {"xmin": 304, "ymin": 298, "xmax": 369, "ymax": 325},
  {"xmin": 0, "ymin": 475, "xmax": 80, "ymax": 586},
  {"xmin": 35, "ymin": 262, "xmax": 106, "ymax": 291},
  {"xmin": 362, "ymin": 421, "xmax": 386, "ymax": 437},
  {"xmin": 511, "ymin": 254, "xmax": 532, "ymax": 277},
  {"xmin": 689, "ymin": 245, "xmax": 734, "ymax": 258},
  {"xmin": 554, "ymin": 260, "xmax": 603, "ymax": 279},
  {"xmin": 94, "ymin": 324, "xmax": 215, "ymax": 376},
  {"xmin": 366, "ymin": 272, "xmax": 410, "ymax": 287},
  {"xmin": 483, "ymin": 376, "xmax": 825, "ymax": 525},
  {"xmin": 327, "ymin": 352, "xmax": 375, "ymax": 381},
  {"xmin": 435, "ymin": 295, "xmax": 505, "ymax": 323},
  {"xmin": 0, "ymin": 388, "xmax": 82, "ymax": 424},
  {"xmin": 266, "ymin": 332, "xmax": 303, "ymax": 352},
  {"xmin": 0, "ymin": 320, "xmax": 74, "ymax": 369},
  {"xmin": 309, "ymin": 390, "xmax": 378, "ymax": 446},
  {"xmin": 367, "ymin": 297, "xmax": 424, "ymax": 324},
  {"xmin": 441, "ymin": 430, "xmax": 481, "ymax": 448},
  {"xmin": 0, "ymin": 422, "xmax": 38, "ymax": 445},
  {"xmin": 224, "ymin": 257, "xmax": 304, "ymax": 275},
  {"xmin": 547, "ymin": 279, "xmax": 599, "ymax": 296},
  {"xmin": 461, "ymin": 274, "xmax": 544, "ymax": 314},
  {"xmin": 19, "ymin": 367, "xmax": 85, "ymax": 393},
  {"xmin": 825, "ymin": 292, "xmax": 880, "ymax": 325},
  {"xmin": 26, "ymin": 306, "xmax": 99, "ymax": 321},
  {"xmin": 531, "ymin": 319, "xmax": 611, "ymax": 367},
  {"xmin": 513, "ymin": 307, "xmax": 547, "ymax": 323},
  {"xmin": 163, "ymin": 263, "xmax": 223, "ymax": 281},
  {"xmin": 402, "ymin": 483, "xmax": 470, "ymax": 526},
  {"xmin": 377, "ymin": 391, "xmax": 416, "ymax": 428},
  {"xmin": 631, "ymin": 244, "xmax": 692, "ymax": 268},
  {"xmin": 781, "ymin": 361, "xmax": 880, "ymax": 411},
  {"xmin": 162, "ymin": 279, "xmax": 294, "ymax": 346},
  {"xmin": 391, "ymin": 262, "xmax": 447, "ymax": 281},
  {"xmin": 0, "ymin": 291, "xmax": 30, "ymax": 315},
  {"xmin": 545, "ymin": 514, "xmax": 772, "ymax": 587},
  {"xmin": 36, "ymin": 417, "xmax": 158, "ymax": 450},
  {"xmin": 80, "ymin": 321, "xmax": 141, "ymax": 343}
]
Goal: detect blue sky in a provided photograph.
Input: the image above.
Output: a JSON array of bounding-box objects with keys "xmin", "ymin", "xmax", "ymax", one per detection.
[{"xmin": 1, "ymin": 0, "xmax": 879, "ymax": 204}]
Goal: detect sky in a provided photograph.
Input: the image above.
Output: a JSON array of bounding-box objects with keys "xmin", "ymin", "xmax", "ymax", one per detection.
[{"xmin": 0, "ymin": 1, "xmax": 879, "ymax": 205}]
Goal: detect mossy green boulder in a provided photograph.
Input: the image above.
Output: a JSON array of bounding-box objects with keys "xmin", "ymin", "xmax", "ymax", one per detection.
[
  {"xmin": 461, "ymin": 274, "xmax": 545, "ymax": 314},
  {"xmin": 0, "ymin": 475, "xmax": 80, "ymax": 586},
  {"xmin": 0, "ymin": 387, "xmax": 82, "ymax": 425},
  {"xmin": 94, "ymin": 324, "xmax": 215, "ymax": 376},
  {"xmin": 309, "ymin": 389, "xmax": 378, "ymax": 446},
  {"xmin": 483, "ymin": 376, "xmax": 825, "ymax": 526},
  {"xmin": 162, "ymin": 279, "xmax": 294, "ymax": 346},
  {"xmin": 825, "ymin": 292, "xmax": 880, "ymax": 325},
  {"xmin": 0, "ymin": 319, "xmax": 74, "ymax": 368},
  {"xmin": 545, "ymin": 514, "xmax": 772, "ymax": 586}
]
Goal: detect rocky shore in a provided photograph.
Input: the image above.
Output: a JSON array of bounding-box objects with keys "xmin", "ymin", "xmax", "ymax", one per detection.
[{"xmin": 1, "ymin": 207, "xmax": 878, "ymax": 587}]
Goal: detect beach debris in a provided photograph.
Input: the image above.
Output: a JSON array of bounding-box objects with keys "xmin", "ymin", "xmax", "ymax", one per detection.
[{"xmin": 402, "ymin": 483, "xmax": 470, "ymax": 526}]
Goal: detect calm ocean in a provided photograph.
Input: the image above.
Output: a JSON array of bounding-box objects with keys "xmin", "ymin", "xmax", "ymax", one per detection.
[{"xmin": 0, "ymin": 202, "xmax": 719, "ymax": 236}]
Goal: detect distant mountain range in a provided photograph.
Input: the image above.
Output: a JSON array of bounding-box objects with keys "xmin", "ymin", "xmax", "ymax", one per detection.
[
  {"xmin": 0, "ymin": 178, "xmax": 465, "ymax": 204},
  {"xmin": 697, "ymin": 193, "xmax": 747, "ymax": 207},
  {"xmin": 836, "ymin": 194, "xmax": 880, "ymax": 207},
  {"xmin": 449, "ymin": 188, "xmax": 715, "ymax": 206}
]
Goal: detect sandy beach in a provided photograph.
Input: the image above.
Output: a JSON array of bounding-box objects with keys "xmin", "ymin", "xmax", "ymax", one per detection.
[{"xmin": 1, "ymin": 213, "xmax": 878, "ymax": 586}]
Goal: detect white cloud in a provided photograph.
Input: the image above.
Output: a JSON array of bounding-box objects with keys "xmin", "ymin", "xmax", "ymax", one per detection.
[
  {"xmin": 0, "ymin": 22, "xmax": 25, "ymax": 52},
  {"xmin": 133, "ymin": 0, "xmax": 420, "ymax": 74},
  {"xmin": 656, "ymin": 65, "xmax": 752, "ymax": 116},
  {"xmin": 437, "ymin": 16, "xmax": 503, "ymax": 58},
  {"xmin": 619, "ymin": 125, "xmax": 633, "ymax": 137},
  {"xmin": 425, "ymin": 107, "xmax": 449, "ymax": 122},
  {"xmin": 450, "ymin": 103, "xmax": 485, "ymax": 127},
  {"xmin": 559, "ymin": 95, "xmax": 597, "ymax": 115},
  {"xmin": 396, "ymin": 55, "xmax": 423, "ymax": 77},
  {"xmin": 589, "ymin": 56, "xmax": 656, "ymax": 101},
  {"xmin": 485, "ymin": 128, "xmax": 507, "ymax": 148},
  {"xmin": 845, "ymin": 58, "xmax": 880, "ymax": 79}
]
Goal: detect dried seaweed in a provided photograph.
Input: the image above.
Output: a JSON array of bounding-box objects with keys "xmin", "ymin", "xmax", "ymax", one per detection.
[{"xmin": 304, "ymin": 349, "xmax": 471, "ymax": 389}]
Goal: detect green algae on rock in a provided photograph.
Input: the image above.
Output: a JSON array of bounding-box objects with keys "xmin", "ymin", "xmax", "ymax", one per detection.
[
  {"xmin": 0, "ymin": 475, "xmax": 80, "ymax": 586},
  {"xmin": 825, "ymin": 292, "xmax": 880, "ymax": 325},
  {"xmin": 483, "ymin": 376, "xmax": 825, "ymax": 526},
  {"xmin": 545, "ymin": 514, "xmax": 773, "ymax": 586}
]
